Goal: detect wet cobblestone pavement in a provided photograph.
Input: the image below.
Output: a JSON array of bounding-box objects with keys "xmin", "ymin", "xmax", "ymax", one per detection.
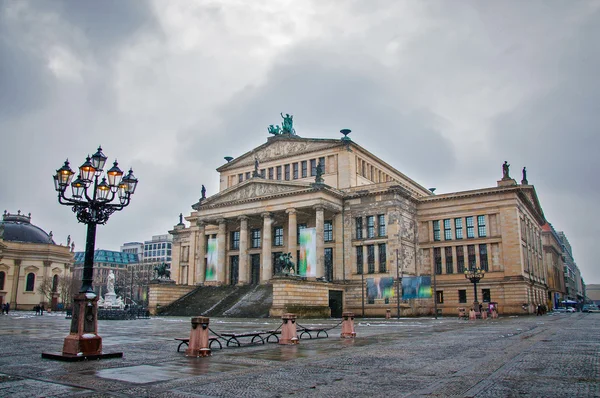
[{"xmin": 0, "ymin": 312, "xmax": 598, "ymax": 397}]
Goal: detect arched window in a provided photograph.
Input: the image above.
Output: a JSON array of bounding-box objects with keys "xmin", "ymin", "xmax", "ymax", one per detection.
[
  {"xmin": 26, "ymin": 273, "xmax": 35, "ymax": 292},
  {"xmin": 52, "ymin": 275, "xmax": 59, "ymax": 293},
  {"xmin": 0, "ymin": 271, "xmax": 5, "ymax": 290}
]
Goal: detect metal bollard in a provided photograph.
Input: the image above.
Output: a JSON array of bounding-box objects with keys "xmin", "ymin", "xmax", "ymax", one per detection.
[
  {"xmin": 279, "ymin": 313, "xmax": 299, "ymax": 345},
  {"xmin": 340, "ymin": 311, "xmax": 356, "ymax": 338},
  {"xmin": 186, "ymin": 316, "xmax": 211, "ymax": 357}
]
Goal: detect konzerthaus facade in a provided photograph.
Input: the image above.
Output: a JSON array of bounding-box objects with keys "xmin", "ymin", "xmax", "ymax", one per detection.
[{"xmin": 167, "ymin": 123, "xmax": 549, "ymax": 316}]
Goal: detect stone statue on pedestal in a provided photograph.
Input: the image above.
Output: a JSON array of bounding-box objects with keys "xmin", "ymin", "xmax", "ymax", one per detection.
[{"xmin": 502, "ymin": 161, "xmax": 511, "ymax": 180}]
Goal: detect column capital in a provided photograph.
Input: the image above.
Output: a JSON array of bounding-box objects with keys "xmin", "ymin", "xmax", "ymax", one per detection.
[
  {"xmin": 313, "ymin": 205, "xmax": 325, "ymax": 212},
  {"xmin": 238, "ymin": 215, "xmax": 249, "ymax": 222},
  {"xmin": 14, "ymin": 259, "xmax": 21, "ymax": 266},
  {"xmin": 196, "ymin": 220, "xmax": 206, "ymax": 228},
  {"xmin": 43, "ymin": 260, "xmax": 52, "ymax": 267},
  {"xmin": 285, "ymin": 208, "xmax": 297, "ymax": 215},
  {"xmin": 262, "ymin": 212, "xmax": 272, "ymax": 219},
  {"xmin": 217, "ymin": 218, "xmax": 226, "ymax": 225}
]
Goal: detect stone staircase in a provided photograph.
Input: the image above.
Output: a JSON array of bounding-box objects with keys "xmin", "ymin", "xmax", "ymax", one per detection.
[{"xmin": 156, "ymin": 284, "xmax": 273, "ymax": 318}]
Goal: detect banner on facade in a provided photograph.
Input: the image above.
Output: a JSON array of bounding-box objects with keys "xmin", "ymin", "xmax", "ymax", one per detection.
[
  {"xmin": 367, "ymin": 277, "xmax": 395, "ymax": 300},
  {"xmin": 298, "ymin": 228, "xmax": 316, "ymax": 277},
  {"xmin": 401, "ymin": 276, "xmax": 432, "ymax": 299},
  {"xmin": 205, "ymin": 238, "xmax": 218, "ymax": 281}
]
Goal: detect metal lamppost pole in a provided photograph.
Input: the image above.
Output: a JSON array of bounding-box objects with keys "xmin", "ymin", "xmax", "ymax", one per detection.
[
  {"xmin": 464, "ymin": 267, "xmax": 485, "ymax": 311},
  {"xmin": 396, "ymin": 249, "xmax": 401, "ymax": 319},
  {"xmin": 43, "ymin": 146, "xmax": 138, "ymax": 360}
]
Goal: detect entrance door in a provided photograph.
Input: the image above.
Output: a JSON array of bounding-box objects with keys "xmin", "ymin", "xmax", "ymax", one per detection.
[
  {"xmin": 324, "ymin": 248, "xmax": 333, "ymax": 281},
  {"xmin": 250, "ymin": 254, "xmax": 261, "ymax": 285},
  {"xmin": 329, "ymin": 290, "xmax": 343, "ymax": 318},
  {"xmin": 230, "ymin": 256, "xmax": 239, "ymax": 285}
]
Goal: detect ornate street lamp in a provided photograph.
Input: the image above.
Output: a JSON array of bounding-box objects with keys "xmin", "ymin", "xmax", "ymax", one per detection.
[
  {"xmin": 464, "ymin": 267, "xmax": 485, "ymax": 310},
  {"xmin": 43, "ymin": 146, "xmax": 138, "ymax": 361}
]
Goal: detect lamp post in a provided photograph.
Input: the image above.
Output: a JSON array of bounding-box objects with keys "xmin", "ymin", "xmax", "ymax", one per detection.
[
  {"xmin": 464, "ymin": 267, "xmax": 485, "ymax": 311},
  {"xmin": 43, "ymin": 146, "xmax": 138, "ymax": 360}
]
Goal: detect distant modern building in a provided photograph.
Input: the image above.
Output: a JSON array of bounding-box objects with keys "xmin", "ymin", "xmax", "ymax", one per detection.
[
  {"xmin": 542, "ymin": 223, "xmax": 566, "ymax": 308},
  {"xmin": 587, "ymin": 284, "xmax": 600, "ymax": 306},
  {"xmin": 0, "ymin": 210, "xmax": 73, "ymax": 310},
  {"xmin": 557, "ymin": 232, "xmax": 582, "ymax": 302},
  {"xmin": 143, "ymin": 234, "xmax": 173, "ymax": 270},
  {"xmin": 120, "ymin": 242, "xmax": 144, "ymax": 260},
  {"xmin": 73, "ymin": 249, "xmax": 139, "ymax": 298}
]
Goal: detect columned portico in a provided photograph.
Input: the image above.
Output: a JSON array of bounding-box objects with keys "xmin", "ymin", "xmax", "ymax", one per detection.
[
  {"xmin": 217, "ymin": 219, "xmax": 227, "ymax": 284},
  {"xmin": 261, "ymin": 212, "xmax": 273, "ymax": 282},
  {"xmin": 315, "ymin": 205, "xmax": 325, "ymax": 278},
  {"xmin": 287, "ymin": 209, "xmax": 297, "ymax": 263},
  {"xmin": 196, "ymin": 222, "xmax": 206, "ymax": 284},
  {"xmin": 238, "ymin": 216, "xmax": 249, "ymax": 285}
]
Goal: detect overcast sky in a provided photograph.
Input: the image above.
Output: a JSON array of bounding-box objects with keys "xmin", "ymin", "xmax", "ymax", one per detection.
[{"xmin": 1, "ymin": 1, "xmax": 599, "ymax": 284}]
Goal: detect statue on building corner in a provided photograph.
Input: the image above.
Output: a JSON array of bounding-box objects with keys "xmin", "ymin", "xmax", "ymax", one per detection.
[
  {"xmin": 502, "ymin": 161, "xmax": 511, "ymax": 180},
  {"xmin": 521, "ymin": 167, "xmax": 528, "ymax": 185},
  {"xmin": 179, "ymin": 213, "xmax": 184, "ymax": 225},
  {"xmin": 201, "ymin": 184, "xmax": 206, "ymax": 200},
  {"xmin": 315, "ymin": 162, "xmax": 324, "ymax": 184},
  {"xmin": 268, "ymin": 124, "xmax": 281, "ymax": 135},
  {"xmin": 67, "ymin": 235, "xmax": 71, "ymax": 247},
  {"xmin": 252, "ymin": 156, "xmax": 261, "ymax": 178},
  {"xmin": 71, "ymin": 241, "xmax": 75, "ymax": 253}
]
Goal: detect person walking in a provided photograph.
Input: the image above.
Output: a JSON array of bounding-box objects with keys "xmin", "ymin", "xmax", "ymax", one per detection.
[
  {"xmin": 40, "ymin": 304, "xmax": 44, "ymax": 316},
  {"xmin": 5, "ymin": 302, "xmax": 9, "ymax": 315}
]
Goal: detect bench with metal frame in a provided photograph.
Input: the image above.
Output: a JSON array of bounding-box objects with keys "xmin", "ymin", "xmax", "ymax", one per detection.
[{"xmin": 174, "ymin": 337, "xmax": 222, "ymax": 352}]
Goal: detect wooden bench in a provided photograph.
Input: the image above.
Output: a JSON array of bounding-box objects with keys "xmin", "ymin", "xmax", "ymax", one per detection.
[
  {"xmin": 220, "ymin": 332, "xmax": 269, "ymax": 347},
  {"xmin": 298, "ymin": 327, "xmax": 329, "ymax": 339},
  {"xmin": 174, "ymin": 337, "xmax": 222, "ymax": 352}
]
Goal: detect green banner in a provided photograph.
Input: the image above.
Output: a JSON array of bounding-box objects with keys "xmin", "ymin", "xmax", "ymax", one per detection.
[
  {"xmin": 205, "ymin": 238, "xmax": 218, "ymax": 281},
  {"xmin": 298, "ymin": 228, "xmax": 316, "ymax": 277}
]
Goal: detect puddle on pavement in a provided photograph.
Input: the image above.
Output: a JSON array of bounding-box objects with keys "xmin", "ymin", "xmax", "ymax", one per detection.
[{"xmin": 226, "ymin": 339, "xmax": 372, "ymax": 361}]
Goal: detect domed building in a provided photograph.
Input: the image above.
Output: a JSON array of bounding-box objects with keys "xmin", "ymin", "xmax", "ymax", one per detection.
[{"xmin": 0, "ymin": 210, "xmax": 74, "ymax": 310}]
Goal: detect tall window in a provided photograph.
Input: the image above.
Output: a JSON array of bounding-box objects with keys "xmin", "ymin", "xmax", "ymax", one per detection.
[
  {"xmin": 310, "ymin": 159, "xmax": 317, "ymax": 176},
  {"xmin": 445, "ymin": 247, "xmax": 453, "ymax": 274},
  {"xmin": 444, "ymin": 219, "xmax": 452, "ymax": 240},
  {"xmin": 0, "ymin": 271, "xmax": 4, "ymax": 290},
  {"xmin": 260, "ymin": 169, "xmax": 265, "ymax": 178},
  {"xmin": 457, "ymin": 246, "xmax": 465, "ymax": 273},
  {"xmin": 367, "ymin": 216, "xmax": 375, "ymax": 238},
  {"xmin": 319, "ymin": 157, "xmax": 326, "ymax": 173},
  {"xmin": 356, "ymin": 247, "xmax": 363, "ymax": 274},
  {"xmin": 52, "ymin": 274, "xmax": 59, "ymax": 293},
  {"xmin": 238, "ymin": 174, "xmax": 243, "ymax": 183},
  {"xmin": 268, "ymin": 168, "xmax": 274, "ymax": 180},
  {"xmin": 436, "ymin": 291, "xmax": 444, "ymax": 304},
  {"xmin": 231, "ymin": 231, "xmax": 240, "ymax": 250},
  {"xmin": 251, "ymin": 229, "xmax": 261, "ymax": 248},
  {"xmin": 276, "ymin": 166, "xmax": 282, "ymax": 180},
  {"xmin": 324, "ymin": 221, "xmax": 333, "ymax": 242},
  {"xmin": 245, "ymin": 172, "xmax": 251, "ymax": 180},
  {"xmin": 355, "ymin": 217, "xmax": 363, "ymax": 239},
  {"xmin": 293, "ymin": 163, "xmax": 299, "ymax": 179},
  {"xmin": 301, "ymin": 161, "xmax": 307, "ymax": 178},
  {"xmin": 466, "ymin": 216, "xmax": 475, "ymax": 238},
  {"xmin": 297, "ymin": 223, "xmax": 307, "ymax": 244},
  {"xmin": 479, "ymin": 244, "xmax": 488, "ymax": 271},
  {"xmin": 367, "ymin": 245, "xmax": 375, "ymax": 273},
  {"xmin": 378, "ymin": 243, "xmax": 387, "ymax": 272},
  {"xmin": 458, "ymin": 289, "xmax": 467, "ymax": 303},
  {"xmin": 467, "ymin": 245, "xmax": 476, "ymax": 269},
  {"xmin": 455, "ymin": 218, "xmax": 463, "ymax": 239},
  {"xmin": 477, "ymin": 215, "xmax": 487, "ymax": 237},
  {"xmin": 274, "ymin": 227, "xmax": 284, "ymax": 246},
  {"xmin": 378, "ymin": 214, "xmax": 386, "ymax": 236},
  {"xmin": 434, "ymin": 247, "xmax": 442, "ymax": 275},
  {"xmin": 482, "ymin": 289, "xmax": 491, "ymax": 302},
  {"xmin": 25, "ymin": 272, "xmax": 35, "ymax": 292},
  {"xmin": 433, "ymin": 220, "xmax": 441, "ymax": 241},
  {"xmin": 284, "ymin": 164, "xmax": 290, "ymax": 180}
]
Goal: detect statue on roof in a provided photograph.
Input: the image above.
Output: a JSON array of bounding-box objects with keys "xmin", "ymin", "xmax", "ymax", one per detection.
[
  {"xmin": 502, "ymin": 161, "xmax": 511, "ymax": 180},
  {"xmin": 201, "ymin": 184, "xmax": 206, "ymax": 199},
  {"xmin": 280, "ymin": 113, "xmax": 295, "ymax": 135},
  {"xmin": 268, "ymin": 124, "xmax": 281, "ymax": 135},
  {"xmin": 179, "ymin": 213, "xmax": 184, "ymax": 225},
  {"xmin": 252, "ymin": 156, "xmax": 261, "ymax": 178},
  {"xmin": 67, "ymin": 235, "xmax": 71, "ymax": 247},
  {"xmin": 315, "ymin": 161, "xmax": 324, "ymax": 184},
  {"xmin": 521, "ymin": 167, "xmax": 528, "ymax": 185}
]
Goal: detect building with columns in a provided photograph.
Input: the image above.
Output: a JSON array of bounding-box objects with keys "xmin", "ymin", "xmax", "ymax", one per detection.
[{"xmin": 166, "ymin": 126, "xmax": 552, "ymax": 316}]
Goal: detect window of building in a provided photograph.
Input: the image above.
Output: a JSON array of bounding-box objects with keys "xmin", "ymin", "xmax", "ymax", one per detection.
[
  {"xmin": 301, "ymin": 161, "xmax": 307, "ymax": 178},
  {"xmin": 268, "ymin": 168, "xmax": 274, "ymax": 180},
  {"xmin": 319, "ymin": 157, "xmax": 326, "ymax": 173},
  {"xmin": 297, "ymin": 223, "xmax": 307, "ymax": 244},
  {"xmin": 455, "ymin": 218, "xmax": 463, "ymax": 239},
  {"xmin": 482, "ymin": 289, "xmax": 491, "ymax": 303},
  {"xmin": 378, "ymin": 214, "xmax": 386, "ymax": 236},
  {"xmin": 445, "ymin": 247, "xmax": 453, "ymax": 274},
  {"xmin": 251, "ymin": 229, "xmax": 261, "ymax": 248},
  {"xmin": 356, "ymin": 247, "xmax": 363, "ymax": 274},
  {"xmin": 367, "ymin": 245, "xmax": 375, "ymax": 273},
  {"xmin": 324, "ymin": 220, "xmax": 333, "ymax": 242},
  {"xmin": 434, "ymin": 247, "xmax": 442, "ymax": 274},
  {"xmin": 466, "ymin": 216, "xmax": 475, "ymax": 238},
  {"xmin": 0, "ymin": 271, "xmax": 5, "ymax": 290},
  {"xmin": 433, "ymin": 220, "xmax": 441, "ymax": 241},
  {"xmin": 368, "ymin": 296, "xmax": 375, "ymax": 304},
  {"xmin": 238, "ymin": 174, "xmax": 243, "ymax": 183},
  {"xmin": 367, "ymin": 216, "xmax": 375, "ymax": 238},
  {"xmin": 457, "ymin": 246, "xmax": 465, "ymax": 273},
  {"xmin": 276, "ymin": 165, "xmax": 282, "ymax": 180},
  {"xmin": 379, "ymin": 243, "xmax": 387, "ymax": 272},
  {"xmin": 477, "ymin": 215, "xmax": 487, "ymax": 237},
  {"xmin": 274, "ymin": 227, "xmax": 284, "ymax": 246},
  {"xmin": 444, "ymin": 219, "xmax": 452, "ymax": 240},
  {"xmin": 479, "ymin": 244, "xmax": 488, "ymax": 271},
  {"xmin": 293, "ymin": 163, "xmax": 299, "ymax": 179},
  {"xmin": 245, "ymin": 172, "xmax": 251, "ymax": 180},
  {"xmin": 310, "ymin": 159, "xmax": 317, "ymax": 176},
  {"xmin": 467, "ymin": 245, "xmax": 476, "ymax": 269},
  {"xmin": 355, "ymin": 217, "xmax": 363, "ymax": 239},
  {"xmin": 436, "ymin": 290, "xmax": 444, "ymax": 304},
  {"xmin": 260, "ymin": 168, "xmax": 265, "ymax": 178},
  {"xmin": 458, "ymin": 289, "xmax": 467, "ymax": 303},
  {"xmin": 25, "ymin": 272, "xmax": 35, "ymax": 291},
  {"xmin": 284, "ymin": 164, "xmax": 290, "ymax": 180}
]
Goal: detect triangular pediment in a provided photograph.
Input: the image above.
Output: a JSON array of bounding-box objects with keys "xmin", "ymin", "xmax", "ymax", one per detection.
[
  {"xmin": 217, "ymin": 136, "xmax": 343, "ymax": 171},
  {"xmin": 199, "ymin": 179, "xmax": 314, "ymax": 207},
  {"xmin": 519, "ymin": 186, "xmax": 545, "ymax": 223}
]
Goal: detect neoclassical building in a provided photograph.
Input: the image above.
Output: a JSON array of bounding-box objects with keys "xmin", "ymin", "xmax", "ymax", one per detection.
[
  {"xmin": 167, "ymin": 124, "xmax": 550, "ymax": 316},
  {"xmin": 0, "ymin": 211, "xmax": 74, "ymax": 310}
]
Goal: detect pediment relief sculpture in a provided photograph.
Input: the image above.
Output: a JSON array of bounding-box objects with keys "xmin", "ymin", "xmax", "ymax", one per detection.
[
  {"xmin": 209, "ymin": 183, "xmax": 304, "ymax": 205},
  {"xmin": 234, "ymin": 140, "xmax": 338, "ymax": 168}
]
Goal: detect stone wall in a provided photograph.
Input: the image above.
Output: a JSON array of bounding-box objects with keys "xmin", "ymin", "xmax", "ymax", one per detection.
[
  {"xmin": 270, "ymin": 277, "xmax": 331, "ymax": 317},
  {"xmin": 148, "ymin": 283, "xmax": 195, "ymax": 315}
]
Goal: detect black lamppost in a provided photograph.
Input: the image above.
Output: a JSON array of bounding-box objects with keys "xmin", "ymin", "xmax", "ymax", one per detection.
[
  {"xmin": 43, "ymin": 146, "xmax": 138, "ymax": 361},
  {"xmin": 464, "ymin": 267, "xmax": 485, "ymax": 310}
]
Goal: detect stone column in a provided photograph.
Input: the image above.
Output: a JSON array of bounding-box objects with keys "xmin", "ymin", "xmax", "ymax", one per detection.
[
  {"xmin": 286, "ymin": 209, "xmax": 297, "ymax": 263},
  {"xmin": 315, "ymin": 206, "xmax": 324, "ymax": 278},
  {"xmin": 261, "ymin": 212, "xmax": 273, "ymax": 282},
  {"xmin": 238, "ymin": 216, "xmax": 249, "ymax": 285},
  {"xmin": 217, "ymin": 219, "xmax": 227, "ymax": 284},
  {"xmin": 196, "ymin": 222, "xmax": 206, "ymax": 284},
  {"xmin": 10, "ymin": 259, "xmax": 21, "ymax": 308}
]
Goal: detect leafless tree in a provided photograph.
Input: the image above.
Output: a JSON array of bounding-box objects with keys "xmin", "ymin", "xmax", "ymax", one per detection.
[
  {"xmin": 59, "ymin": 275, "xmax": 79, "ymax": 309},
  {"xmin": 36, "ymin": 278, "xmax": 54, "ymax": 305}
]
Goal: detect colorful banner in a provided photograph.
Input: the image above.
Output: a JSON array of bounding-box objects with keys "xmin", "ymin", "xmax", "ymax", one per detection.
[
  {"xmin": 367, "ymin": 277, "xmax": 395, "ymax": 300},
  {"xmin": 298, "ymin": 228, "xmax": 316, "ymax": 277},
  {"xmin": 205, "ymin": 238, "xmax": 218, "ymax": 281},
  {"xmin": 401, "ymin": 276, "xmax": 432, "ymax": 299}
]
